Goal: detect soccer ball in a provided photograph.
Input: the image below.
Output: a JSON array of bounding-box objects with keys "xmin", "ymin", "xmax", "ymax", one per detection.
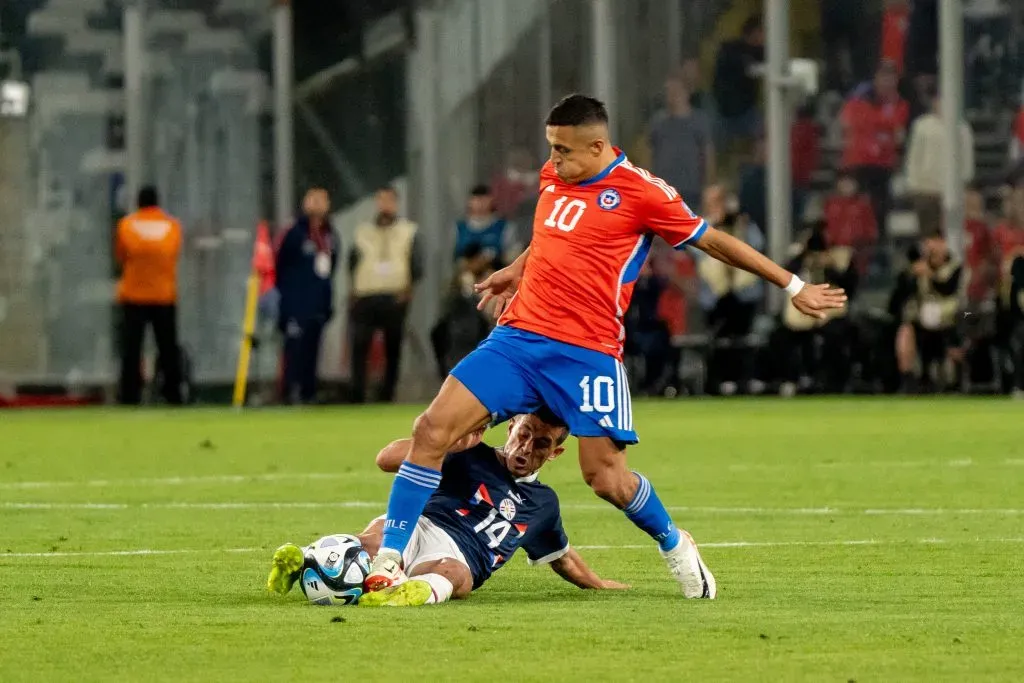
[{"xmin": 299, "ymin": 534, "xmax": 371, "ymax": 606}]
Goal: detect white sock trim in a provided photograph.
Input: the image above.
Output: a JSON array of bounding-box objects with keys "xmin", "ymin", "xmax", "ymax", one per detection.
[{"xmin": 416, "ymin": 573, "xmax": 454, "ymax": 604}]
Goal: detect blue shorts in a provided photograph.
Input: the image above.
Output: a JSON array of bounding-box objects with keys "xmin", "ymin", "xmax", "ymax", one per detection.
[{"xmin": 450, "ymin": 326, "xmax": 638, "ymax": 444}]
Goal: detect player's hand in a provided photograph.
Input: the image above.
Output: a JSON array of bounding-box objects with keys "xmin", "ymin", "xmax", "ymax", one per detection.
[
  {"xmin": 791, "ymin": 283, "xmax": 847, "ymax": 321},
  {"xmin": 450, "ymin": 427, "xmax": 486, "ymax": 452},
  {"xmin": 475, "ymin": 267, "xmax": 521, "ymax": 319},
  {"xmin": 599, "ymin": 579, "xmax": 630, "ymax": 590}
]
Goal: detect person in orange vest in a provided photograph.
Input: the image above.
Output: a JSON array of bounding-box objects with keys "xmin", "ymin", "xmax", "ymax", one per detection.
[{"xmin": 115, "ymin": 185, "xmax": 184, "ymax": 405}]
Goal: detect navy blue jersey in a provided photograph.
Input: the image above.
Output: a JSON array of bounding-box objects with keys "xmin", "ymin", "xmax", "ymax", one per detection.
[{"xmin": 422, "ymin": 444, "xmax": 569, "ymax": 589}]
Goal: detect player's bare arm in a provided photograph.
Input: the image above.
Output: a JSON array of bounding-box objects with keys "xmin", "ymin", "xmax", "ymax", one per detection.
[
  {"xmin": 550, "ymin": 548, "xmax": 629, "ymax": 590},
  {"xmin": 692, "ymin": 226, "xmax": 848, "ymax": 320},
  {"xmin": 475, "ymin": 246, "xmax": 530, "ymax": 317}
]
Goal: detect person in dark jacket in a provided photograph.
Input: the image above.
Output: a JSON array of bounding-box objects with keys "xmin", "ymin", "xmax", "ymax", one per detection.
[{"xmin": 275, "ymin": 188, "xmax": 339, "ymax": 404}]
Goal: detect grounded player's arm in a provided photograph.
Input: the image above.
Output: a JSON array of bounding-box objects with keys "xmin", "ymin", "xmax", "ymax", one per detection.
[
  {"xmin": 692, "ymin": 226, "xmax": 848, "ymax": 319},
  {"xmin": 374, "ymin": 429, "xmax": 487, "ymax": 472},
  {"xmin": 549, "ymin": 548, "xmax": 629, "ymax": 590}
]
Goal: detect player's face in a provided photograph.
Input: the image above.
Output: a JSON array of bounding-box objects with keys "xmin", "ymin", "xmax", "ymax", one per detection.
[
  {"xmin": 502, "ymin": 415, "xmax": 566, "ymax": 477},
  {"xmin": 546, "ymin": 125, "xmax": 605, "ymax": 184}
]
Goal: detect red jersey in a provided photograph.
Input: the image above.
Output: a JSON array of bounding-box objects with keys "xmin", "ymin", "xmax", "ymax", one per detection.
[
  {"xmin": 840, "ymin": 93, "xmax": 909, "ymax": 169},
  {"xmin": 499, "ymin": 151, "xmax": 707, "ymax": 359}
]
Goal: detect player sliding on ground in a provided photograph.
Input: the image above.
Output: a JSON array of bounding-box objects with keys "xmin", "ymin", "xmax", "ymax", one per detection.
[
  {"xmin": 268, "ymin": 411, "xmax": 627, "ymax": 606},
  {"xmin": 366, "ymin": 94, "xmax": 847, "ymax": 600}
]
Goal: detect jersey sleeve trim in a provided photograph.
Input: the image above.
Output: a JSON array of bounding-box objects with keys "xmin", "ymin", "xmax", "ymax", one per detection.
[
  {"xmin": 527, "ymin": 544, "xmax": 570, "ymax": 566},
  {"xmin": 673, "ymin": 218, "xmax": 708, "ymax": 249}
]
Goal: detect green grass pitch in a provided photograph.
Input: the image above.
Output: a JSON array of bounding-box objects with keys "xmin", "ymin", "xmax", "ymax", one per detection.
[{"xmin": 1, "ymin": 399, "xmax": 1022, "ymax": 682}]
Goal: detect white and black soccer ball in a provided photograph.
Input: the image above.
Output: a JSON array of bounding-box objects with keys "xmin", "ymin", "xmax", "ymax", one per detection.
[{"xmin": 299, "ymin": 534, "xmax": 371, "ymax": 606}]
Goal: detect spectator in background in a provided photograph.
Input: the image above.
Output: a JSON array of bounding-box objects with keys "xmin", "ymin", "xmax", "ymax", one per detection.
[
  {"xmin": 791, "ymin": 103, "xmax": 821, "ymax": 221},
  {"xmin": 777, "ymin": 225, "xmax": 859, "ymax": 396},
  {"xmin": 904, "ymin": 87, "xmax": 975, "ymax": 235},
  {"xmin": 678, "ymin": 57, "xmax": 713, "ymax": 112},
  {"xmin": 697, "ymin": 186, "xmax": 765, "ymax": 395},
  {"xmin": 349, "ymin": 186, "xmax": 422, "ymax": 404},
  {"xmin": 840, "ymin": 61, "xmax": 910, "ymax": 230},
  {"xmin": 964, "ymin": 186, "xmax": 995, "ymax": 304},
  {"xmin": 624, "ymin": 261, "xmax": 672, "ymax": 396},
  {"xmin": 824, "ymin": 171, "xmax": 879, "ymax": 274},
  {"xmin": 431, "ymin": 244, "xmax": 494, "ymax": 381},
  {"xmin": 821, "ymin": 0, "xmax": 875, "ymax": 92},
  {"xmin": 880, "ymin": 0, "xmax": 912, "ymax": 77},
  {"xmin": 1005, "ymin": 255, "xmax": 1024, "ymax": 398},
  {"xmin": 737, "ymin": 138, "xmax": 767, "ymax": 237},
  {"xmin": 650, "ymin": 75, "xmax": 715, "ymax": 213},
  {"xmin": 115, "ymin": 185, "xmax": 184, "ymax": 406},
  {"xmin": 713, "ymin": 16, "xmax": 764, "ymax": 153},
  {"xmin": 275, "ymin": 188, "xmax": 339, "ymax": 405},
  {"xmin": 894, "ymin": 231, "xmax": 963, "ymax": 393},
  {"xmin": 491, "ymin": 147, "xmax": 539, "ymax": 226},
  {"xmin": 453, "ymin": 185, "xmax": 518, "ymax": 270},
  {"xmin": 993, "ymin": 186, "xmax": 1024, "ymax": 276},
  {"xmin": 1010, "ymin": 106, "xmax": 1024, "ymax": 166}
]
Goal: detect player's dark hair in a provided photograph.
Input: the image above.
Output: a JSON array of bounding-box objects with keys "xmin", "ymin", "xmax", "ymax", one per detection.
[
  {"xmin": 138, "ymin": 185, "xmax": 159, "ymax": 209},
  {"xmin": 545, "ymin": 94, "xmax": 609, "ymax": 128},
  {"xmin": 531, "ymin": 406, "xmax": 569, "ymax": 445},
  {"xmin": 470, "ymin": 184, "xmax": 491, "ymax": 197}
]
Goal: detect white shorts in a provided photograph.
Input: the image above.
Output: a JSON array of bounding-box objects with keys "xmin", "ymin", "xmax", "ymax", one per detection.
[{"xmin": 373, "ymin": 515, "xmax": 469, "ymax": 571}]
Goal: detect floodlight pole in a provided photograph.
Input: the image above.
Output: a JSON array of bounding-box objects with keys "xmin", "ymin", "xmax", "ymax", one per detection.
[
  {"xmin": 124, "ymin": 0, "xmax": 146, "ymax": 208},
  {"xmin": 591, "ymin": 0, "xmax": 617, "ymax": 141},
  {"xmin": 940, "ymin": 0, "xmax": 965, "ymax": 257},
  {"xmin": 765, "ymin": 0, "xmax": 792, "ymax": 313},
  {"xmin": 273, "ymin": 0, "xmax": 295, "ymax": 229}
]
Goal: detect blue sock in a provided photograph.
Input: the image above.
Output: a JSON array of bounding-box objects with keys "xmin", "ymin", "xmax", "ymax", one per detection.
[
  {"xmin": 379, "ymin": 462, "xmax": 442, "ymax": 555},
  {"xmin": 623, "ymin": 472, "xmax": 682, "ymax": 552}
]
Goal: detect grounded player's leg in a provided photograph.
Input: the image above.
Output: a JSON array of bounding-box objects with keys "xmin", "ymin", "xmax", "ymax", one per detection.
[
  {"xmin": 368, "ymin": 376, "xmax": 492, "ymax": 590},
  {"xmin": 578, "ymin": 437, "xmax": 714, "ymax": 599},
  {"xmin": 360, "ymin": 558, "xmax": 472, "ymax": 607}
]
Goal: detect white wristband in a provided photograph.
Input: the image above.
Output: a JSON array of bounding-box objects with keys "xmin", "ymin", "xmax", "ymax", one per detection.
[{"xmin": 784, "ymin": 275, "xmax": 805, "ymax": 297}]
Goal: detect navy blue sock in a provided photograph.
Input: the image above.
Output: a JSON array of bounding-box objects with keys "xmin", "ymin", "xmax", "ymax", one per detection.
[
  {"xmin": 379, "ymin": 462, "xmax": 442, "ymax": 555},
  {"xmin": 623, "ymin": 472, "xmax": 682, "ymax": 552}
]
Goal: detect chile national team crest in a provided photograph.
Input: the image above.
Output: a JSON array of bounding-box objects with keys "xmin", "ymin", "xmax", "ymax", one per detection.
[{"xmin": 597, "ymin": 188, "xmax": 621, "ymax": 211}]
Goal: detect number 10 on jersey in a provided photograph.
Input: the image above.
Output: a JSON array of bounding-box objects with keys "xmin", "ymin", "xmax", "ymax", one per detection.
[
  {"xmin": 579, "ymin": 376, "xmax": 615, "ymax": 413},
  {"xmin": 544, "ymin": 196, "xmax": 587, "ymax": 233}
]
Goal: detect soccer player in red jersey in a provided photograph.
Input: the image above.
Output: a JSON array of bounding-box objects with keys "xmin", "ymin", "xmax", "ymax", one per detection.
[{"xmin": 366, "ymin": 95, "xmax": 846, "ymax": 599}]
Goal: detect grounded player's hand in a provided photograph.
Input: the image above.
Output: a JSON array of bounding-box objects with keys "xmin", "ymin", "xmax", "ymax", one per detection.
[
  {"xmin": 600, "ymin": 580, "xmax": 630, "ymax": 590},
  {"xmin": 791, "ymin": 283, "xmax": 848, "ymax": 320}
]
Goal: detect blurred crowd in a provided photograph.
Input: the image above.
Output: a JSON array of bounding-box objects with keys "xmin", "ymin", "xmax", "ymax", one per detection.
[{"xmin": 113, "ymin": 1, "xmax": 1024, "ymax": 405}]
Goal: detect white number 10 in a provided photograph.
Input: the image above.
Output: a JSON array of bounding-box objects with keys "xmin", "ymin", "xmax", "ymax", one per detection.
[
  {"xmin": 544, "ymin": 196, "xmax": 587, "ymax": 232},
  {"xmin": 579, "ymin": 376, "xmax": 615, "ymax": 413}
]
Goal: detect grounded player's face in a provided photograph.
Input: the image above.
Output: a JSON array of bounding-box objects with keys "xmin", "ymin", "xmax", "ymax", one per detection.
[
  {"xmin": 546, "ymin": 125, "xmax": 604, "ymax": 184},
  {"xmin": 502, "ymin": 416, "xmax": 566, "ymax": 477}
]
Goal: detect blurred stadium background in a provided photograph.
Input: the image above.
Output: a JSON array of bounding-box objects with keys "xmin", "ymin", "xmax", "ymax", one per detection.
[{"xmin": 0, "ymin": 0, "xmax": 1022, "ymax": 406}]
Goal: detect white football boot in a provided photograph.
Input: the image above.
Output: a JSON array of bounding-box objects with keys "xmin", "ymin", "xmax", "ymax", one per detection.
[
  {"xmin": 660, "ymin": 530, "xmax": 716, "ymax": 599},
  {"xmin": 364, "ymin": 548, "xmax": 408, "ymax": 593}
]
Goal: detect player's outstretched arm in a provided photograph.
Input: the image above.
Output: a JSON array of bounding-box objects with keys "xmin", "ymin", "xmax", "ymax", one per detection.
[
  {"xmin": 550, "ymin": 548, "xmax": 629, "ymax": 590},
  {"xmin": 692, "ymin": 226, "xmax": 848, "ymax": 320}
]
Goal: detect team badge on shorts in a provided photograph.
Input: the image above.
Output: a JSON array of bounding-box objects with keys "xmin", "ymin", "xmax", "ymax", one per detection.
[
  {"xmin": 597, "ymin": 188, "xmax": 621, "ymax": 210},
  {"xmin": 499, "ymin": 498, "xmax": 517, "ymax": 521}
]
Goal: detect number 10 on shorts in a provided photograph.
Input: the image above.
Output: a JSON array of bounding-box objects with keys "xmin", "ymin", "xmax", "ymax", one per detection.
[{"xmin": 579, "ymin": 376, "xmax": 615, "ymax": 413}]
